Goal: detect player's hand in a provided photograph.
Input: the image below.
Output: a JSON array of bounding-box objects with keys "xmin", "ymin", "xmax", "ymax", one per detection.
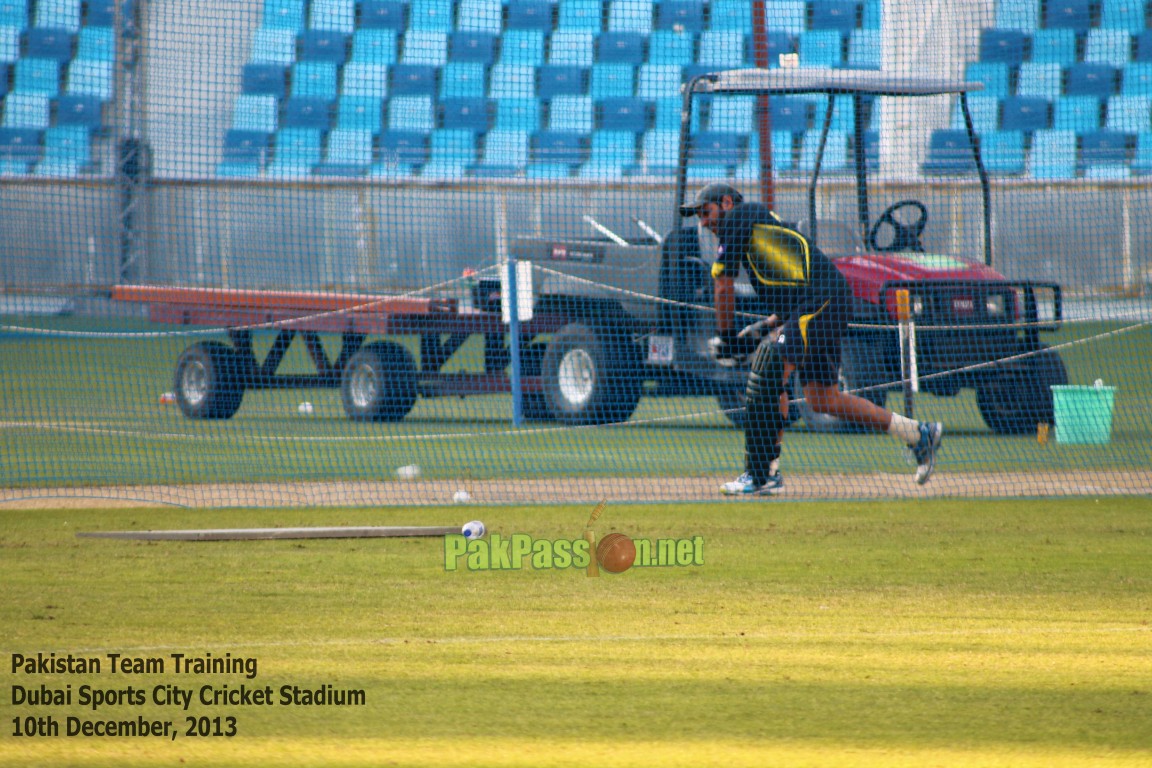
[
  {"xmin": 709, "ymin": 330, "xmax": 758, "ymax": 365},
  {"xmin": 737, "ymin": 315, "xmax": 780, "ymax": 345}
]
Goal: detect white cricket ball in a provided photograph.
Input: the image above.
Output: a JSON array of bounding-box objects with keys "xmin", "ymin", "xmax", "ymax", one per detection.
[
  {"xmin": 453, "ymin": 489, "xmax": 472, "ymax": 504},
  {"xmin": 395, "ymin": 464, "xmax": 422, "ymax": 480},
  {"xmin": 297, "ymin": 401, "xmax": 314, "ymax": 415},
  {"xmin": 461, "ymin": 520, "xmax": 486, "ymax": 540}
]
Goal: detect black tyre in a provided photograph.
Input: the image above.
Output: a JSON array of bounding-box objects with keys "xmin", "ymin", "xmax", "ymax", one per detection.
[
  {"xmin": 341, "ymin": 341, "xmax": 418, "ymax": 422},
  {"xmin": 542, "ymin": 323, "xmax": 641, "ymax": 425},
  {"xmin": 174, "ymin": 341, "xmax": 246, "ymax": 420},
  {"xmin": 797, "ymin": 336, "xmax": 893, "ymax": 434},
  {"xmin": 977, "ymin": 346, "xmax": 1068, "ymax": 435}
]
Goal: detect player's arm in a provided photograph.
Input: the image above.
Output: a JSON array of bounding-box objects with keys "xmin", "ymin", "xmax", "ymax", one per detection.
[{"xmin": 712, "ymin": 262, "xmax": 735, "ymax": 336}]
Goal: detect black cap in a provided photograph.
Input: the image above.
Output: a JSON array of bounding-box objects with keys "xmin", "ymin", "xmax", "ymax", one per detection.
[{"xmin": 679, "ymin": 182, "xmax": 743, "ymax": 217}]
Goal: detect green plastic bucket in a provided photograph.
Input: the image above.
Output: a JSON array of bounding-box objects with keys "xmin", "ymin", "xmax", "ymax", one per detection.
[{"xmin": 1051, "ymin": 385, "xmax": 1115, "ymax": 445}]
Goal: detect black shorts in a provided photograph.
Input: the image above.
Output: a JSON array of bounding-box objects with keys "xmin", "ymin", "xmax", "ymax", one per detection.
[{"xmin": 774, "ymin": 293, "xmax": 851, "ymax": 387}]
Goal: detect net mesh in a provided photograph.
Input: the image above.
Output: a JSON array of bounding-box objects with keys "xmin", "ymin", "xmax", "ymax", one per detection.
[{"xmin": 2, "ymin": 0, "xmax": 1151, "ymax": 507}]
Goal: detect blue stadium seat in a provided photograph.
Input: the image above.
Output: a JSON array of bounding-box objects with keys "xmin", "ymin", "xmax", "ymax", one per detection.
[
  {"xmin": 656, "ymin": 1, "xmax": 704, "ymax": 33},
  {"xmin": 409, "ymin": 0, "xmax": 454, "ymax": 31},
  {"xmin": 597, "ymin": 32, "xmax": 645, "ymax": 64},
  {"xmin": 965, "ymin": 62, "xmax": 1010, "ymax": 100},
  {"xmin": 606, "ymin": 0, "xmax": 653, "ymax": 33},
  {"xmin": 449, "ymin": 32, "xmax": 497, "ymax": 64},
  {"xmin": 291, "ymin": 61, "xmax": 339, "ymax": 99},
  {"xmin": 1065, "ymin": 64, "xmax": 1118, "ymax": 97},
  {"xmin": 1136, "ymin": 31, "xmax": 1152, "ymax": 62},
  {"xmin": 1106, "ymin": 95, "xmax": 1151, "ymax": 132},
  {"xmin": 232, "ymin": 94, "xmax": 279, "ymax": 132},
  {"xmin": 979, "ymin": 29, "xmax": 1028, "ymax": 65},
  {"xmin": 401, "ymin": 31, "xmax": 448, "ymax": 64},
  {"xmin": 15, "ymin": 59, "xmax": 61, "ymax": 97},
  {"xmin": 699, "ymin": 30, "xmax": 745, "ymax": 68},
  {"xmin": 761, "ymin": 30, "xmax": 795, "ymax": 67},
  {"xmin": 250, "ymin": 27, "xmax": 298, "ymax": 65},
  {"xmin": 298, "ymin": 30, "xmax": 348, "ymax": 63},
  {"xmin": 456, "ymin": 0, "xmax": 503, "ymax": 33},
  {"xmin": 336, "ymin": 95, "xmax": 383, "ymax": 132},
  {"xmin": 981, "ymin": 130, "xmax": 1026, "ymax": 175},
  {"xmin": 35, "ymin": 0, "xmax": 82, "ymax": 32},
  {"xmin": 846, "ymin": 29, "xmax": 879, "ymax": 69},
  {"xmin": 341, "ymin": 62, "xmax": 389, "ymax": 98},
  {"xmin": 231, "ymin": 94, "xmax": 278, "ymax": 132},
  {"xmin": 708, "ymin": 95, "xmax": 753, "ymax": 132},
  {"xmin": 379, "ymin": 129, "xmax": 430, "ymax": 163},
  {"xmin": 242, "ymin": 63, "xmax": 288, "ymax": 98},
  {"xmin": 1080, "ymin": 129, "xmax": 1131, "ymax": 165},
  {"xmin": 538, "ymin": 65, "xmax": 586, "ymax": 97},
  {"xmin": 263, "ymin": 0, "xmax": 306, "ymax": 30},
  {"xmin": 1017, "ymin": 62, "xmax": 1062, "ymax": 98},
  {"xmin": 1053, "ymin": 95, "xmax": 1101, "ymax": 132},
  {"xmin": 1001, "ymin": 96, "xmax": 1049, "ymax": 131},
  {"xmin": 309, "ymin": 0, "xmax": 355, "ymax": 33},
  {"xmin": 500, "ymin": 29, "xmax": 547, "ymax": 65},
  {"xmin": 440, "ymin": 61, "xmax": 487, "ymax": 98},
  {"xmin": 440, "ymin": 96, "xmax": 490, "ymax": 131},
  {"xmin": 995, "ymin": 0, "xmax": 1039, "ymax": 31},
  {"xmin": 0, "ymin": 26, "xmax": 19, "ymax": 63},
  {"xmin": 798, "ymin": 30, "xmax": 843, "ymax": 68},
  {"xmin": 651, "ymin": 97, "xmax": 681, "ymax": 130},
  {"xmin": 1027, "ymin": 129, "xmax": 1077, "ymax": 178},
  {"xmin": 635, "ymin": 63, "xmax": 678, "ymax": 100},
  {"xmin": 1030, "ymin": 29, "xmax": 1077, "ymax": 65},
  {"xmin": 267, "ymin": 127, "xmax": 323, "ymax": 175},
  {"xmin": 1132, "ymin": 131, "xmax": 1152, "ymax": 172},
  {"xmin": 799, "ymin": 129, "xmax": 848, "ymax": 172},
  {"xmin": 387, "ymin": 94, "xmax": 435, "ymax": 131},
  {"xmin": 810, "ymin": 1, "xmax": 860, "ymax": 32},
  {"xmin": 0, "ymin": 0, "xmax": 27, "ymax": 28},
  {"xmin": 472, "ymin": 128, "xmax": 530, "ymax": 174},
  {"xmin": 282, "ymin": 96, "xmax": 333, "ymax": 128},
  {"xmin": 222, "ymin": 129, "xmax": 271, "ymax": 165},
  {"xmin": 767, "ymin": 1, "xmax": 806, "ymax": 35},
  {"xmin": 547, "ymin": 94, "xmax": 593, "ymax": 131},
  {"xmin": 769, "ymin": 97, "xmax": 809, "ymax": 133},
  {"xmin": 492, "ymin": 97, "xmax": 540, "ymax": 130},
  {"xmin": 389, "ymin": 63, "xmax": 437, "ymax": 95},
  {"xmin": 689, "ymin": 130, "xmax": 742, "ymax": 165},
  {"xmin": 861, "ymin": 0, "xmax": 881, "ymax": 29},
  {"xmin": 952, "ymin": 95, "xmax": 1000, "ymax": 133},
  {"xmin": 549, "ymin": 30, "xmax": 595, "ymax": 65},
  {"xmin": 0, "ymin": 62, "xmax": 7, "ymax": 97},
  {"xmin": 708, "ymin": 0, "xmax": 750, "ymax": 32},
  {"xmin": 0, "ymin": 127, "xmax": 42, "ymax": 171},
  {"xmin": 597, "ymin": 96, "xmax": 646, "ymax": 131},
  {"xmin": 735, "ymin": 131, "xmax": 795, "ymax": 177},
  {"xmin": 359, "ymin": 1, "xmax": 406, "ymax": 30},
  {"xmin": 422, "ymin": 129, "xmax": 475, "ymax": 177},
  {"xmin": 1101, "ymin": 0, "xmax": 1147, "ymax": 32},
  {"xmin": 556, "ymin": 0, "xmax": 602, "ymax": 31},
  {"xmin": 489, "ymin": 64, "xmax": 538, "ymax": 97},
  {"xmin": 532, "ymin": 130, "xmax": 585, "ymax": 163},
  {"xmin": 590, "ymin": 63, "xmax": 635, "ymax": 99},
  {"xmin": 1084, "ymin": 29, "xmax": 1132, "ymax": 69},
  {"xmin": 55, "ymin": 93, "xmax": 102, "ymax": 127},
  {"xmin": 350, "ymin": 29, "xmax": 398, "ymax": 64},
  {"xmin": 587, "ymin": 129, "xmax": 635, "ymax": 164},
  {"xmin": 1045, "ymin": 0, "xmax": 1092, "ymax": 31},
  {"xmin": 66, "ymin": 59, "xmax": 113, "ymax": 100},
  {"xmin": 922, "ymin": 129, "xmax": 975, "ymax": 174},
  {"xmin": 526, "ymin": 161, "xmax": 574, "ymax": 178},
  {"xmin": 506, "ymin": 0, "xmax": 554, "ymax": 30},
  {"xmin": 633, "ymin": 128, "xmax": 677, "ymax": 174},
  {"xmin": 1121, "ymin": 63, "xmax": 1152, "ymax": 95},
  {"xmin": 26, "ymin": 28, "xmax": 74, "ymax": 61},
  {"xmin": 77, "ymin": 26, "xmax": 115, "ymax": 62},
  {"xmin": 320, "ymin": 128, "xmax": 373, "ymax": 170}
]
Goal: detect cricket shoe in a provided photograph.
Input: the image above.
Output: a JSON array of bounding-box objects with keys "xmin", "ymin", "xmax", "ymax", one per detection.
[
  {"xmin": 720, "ymin": 471, "xmax": 784, "ymax": 496},
  {"xmin": 913, "ymin": 422, "xmax": 943, "ymax": 485}
]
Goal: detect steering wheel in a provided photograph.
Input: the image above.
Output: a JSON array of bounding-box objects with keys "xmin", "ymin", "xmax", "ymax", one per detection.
[{"xmin": 867, "ymin": 200, "xmax": 929, "ymax": 253}]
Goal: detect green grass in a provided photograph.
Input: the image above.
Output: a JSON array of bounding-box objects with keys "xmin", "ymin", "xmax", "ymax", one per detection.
[{"xmin": 2, "ymin": 498, "xmax": 1150, "ymax": 766}]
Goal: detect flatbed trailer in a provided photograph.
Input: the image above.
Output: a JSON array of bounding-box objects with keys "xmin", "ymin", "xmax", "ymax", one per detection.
[{"xmin": 111, "ymin": 284, "xmax": 566, "ymax": 421}]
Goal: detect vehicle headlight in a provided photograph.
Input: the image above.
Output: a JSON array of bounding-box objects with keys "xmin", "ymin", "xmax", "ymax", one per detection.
[
  {"xmin": 912, "ymin": 296, "xmax": 925, "ymax": 315},
  {"xmin": 985, "ymin": 293, "xmax": 1006, "ymax": 316}
]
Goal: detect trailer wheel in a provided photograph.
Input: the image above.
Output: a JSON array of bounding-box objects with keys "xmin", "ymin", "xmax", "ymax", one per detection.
[
  {"xmin": 977, "ymin": 346, "xmax": 1067, "ymax": 435},
  {"xmin": 542, "ymin": 323, "xmax": 640, "ymax": 425},
  {"xmin": 341, "ymin": 341, "xmax": 418, "ymax": 422},
  {"xmin": 797, "ymin": 337, "xmax": 892, "ymax": 434},
  {"xmin": 174, "ymin": 341, "xmax": 246, "ymax": 420}
]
